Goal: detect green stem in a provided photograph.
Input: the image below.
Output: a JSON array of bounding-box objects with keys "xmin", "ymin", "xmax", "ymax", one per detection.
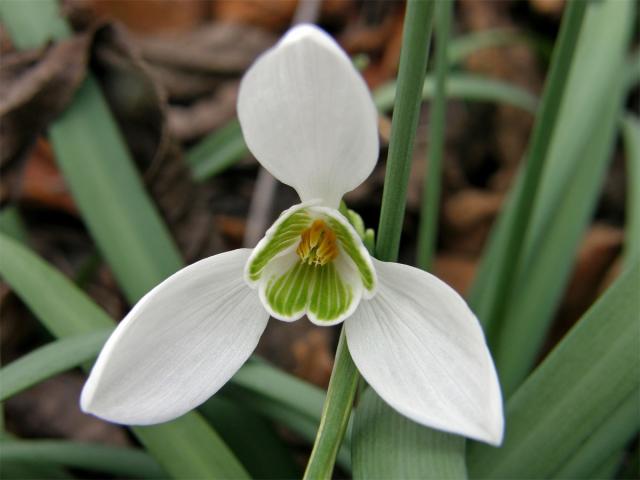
[
  {"xmin": 416, "ymin": 0, "xmax": 453, "ymax": 271},
  {"xmin": 376, "ymin": 0, "xmax": 435, "ymax": 262},
  {"xmin": 303, "ymin": 330, "xmax": 359, "ymax": 480},
  {"xmin": 303, "ymin": 2, "xmax": 435, "ymax": 477},
  {"xmin": 481, "ymin": 0, "xmax": 588, "ymax": 340}
]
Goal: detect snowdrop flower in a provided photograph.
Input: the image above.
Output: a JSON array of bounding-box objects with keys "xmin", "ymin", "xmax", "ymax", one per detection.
[{"xmin": 81, "ymin": 25, "xmax": 503, "ymax": 446}]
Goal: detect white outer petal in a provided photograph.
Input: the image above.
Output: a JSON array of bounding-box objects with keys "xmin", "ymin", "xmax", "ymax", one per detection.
[
  {"xmin": 345, "ymin": 259, "xmax": 504, "ymax": 446},
  {"xmin": 237, "ymin": 24, "xmax": 379, "ymax": 208},
  {"xmin": 81, "ymin": 249, "xmax": 268, "ymax": 425}
]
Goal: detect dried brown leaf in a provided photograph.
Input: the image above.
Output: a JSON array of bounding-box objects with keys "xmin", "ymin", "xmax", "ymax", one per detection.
[{"xmin": 0, "ymin": 35, "xmax": 90, "ymax": 166}]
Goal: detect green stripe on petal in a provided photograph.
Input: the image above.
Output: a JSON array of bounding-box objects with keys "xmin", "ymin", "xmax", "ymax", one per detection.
[
  {"xmin": 264, "ymin": 260, "xmax": 355, "ymax": 324},
  {"xmin": 325, "ymin": 215, "xmax": 376, "ymax": 293},
  {"xmin": 309, "ymin": 262, "xmax": 354, "ymax": 323},
  {"xmin": 246, "ymin": 206, "xmax": 312, "ymax": 283},
  {"xmin": 265, "ymin": 260, "xmax": 311, "ymax": 319}
]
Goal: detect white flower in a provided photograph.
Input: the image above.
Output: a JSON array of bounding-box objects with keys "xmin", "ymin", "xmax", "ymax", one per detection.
[{"xmin": 81, "ymin": 25, "xmax": 504, "ymax": 446}]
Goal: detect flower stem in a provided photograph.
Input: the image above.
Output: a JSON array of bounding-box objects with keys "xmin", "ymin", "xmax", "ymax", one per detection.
[
  {"xmin": 303, "ymin": 329, "xmax": 358, "ymax": 480},
  {"xmin": 303, "ymin": 2, "xmax": 435, "ymax": 478},
  {"xmin": 416, "ymin": 0, "xmax": 453, "ymax": 271}
]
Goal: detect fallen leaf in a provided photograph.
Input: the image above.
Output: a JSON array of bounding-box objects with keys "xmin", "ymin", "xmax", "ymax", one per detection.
[
  {"xmin": 0, "ymin": 34, "xmax": 90, "ymax": 166},
  {"xmin": 83, "ymin": 0, "xmax": 207, "ymax": 34}
]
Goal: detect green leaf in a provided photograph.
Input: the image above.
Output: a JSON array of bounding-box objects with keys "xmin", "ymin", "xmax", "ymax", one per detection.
[
  {"xmin": 0, "ymin": 234, "xmax": 248, "ymax": 479},
  {"xmin": 447, "ymin": 28, "xmax": 551, "ymax": 66},
  {"xmin": 467, "ymin": 262, "xmax": 640, "ymax": 479},
  {"xmin": 622, "ymin": 114, "xmax": 640, "ymax": 264},
  {"xmin": 0, "ymin": 434, "xmax": 68, "ymax": 480},
  {"xmin": 187, "ymin": 119, "xmax": 249, "ymax": 181},
  {"xmin": 0, "ymin": 0, "xmax": 70, "ymax": 48},
  {"xmin": 226, "ymin": 360, "xmax": 353, "ymax": 471},
  {"xmin": 0, "ymin": 329, "xmax": 111, "ymax": 401},
  {"xmin": 589, "ymin": 452, "xmax": 625, "ymax": 480},
  {"xmin": 468, "ymin": 0, "xmax": 635, "ymax": 395},
  {"xmin": 468, "ymin": 0, "xmax": 588, "ymax": 338},
  {"xmin": 232, "ymin": 360, "xmax": 326, "ymax": 423},
  {"xmin": 199, "ymin": 397, "xmax": 299, "ymax": 479},
  {"xmin": 0, "ymin": 234, "xmax": 113, "ymax": 337},
  {"xmin": 353, "ymin": 387, "xmax": 466, "ymax": 480},
  {"xmin": 417, "ymin": 0, "xmax": 453, "ymax": 271},
  {"xmin": 49, "ymin": 78, "xmax": 183, "ymax": 303},
  {"xmin": 0, "ymin": 441, "xmax": 166, "ymax": 478},
  {"xmin": 625, "ymin": 49, "xmax": 640, "ymax": 91},
  {"xmin": 373, "ymin": 73, "xmax": 538, "ymax": 114},
  {"xmin": 0, "ymin": 461, "xmax": 67, "ymax": 480},
  {"xmin": 551, "ymin": 390, "xmax": 639, "ymax": 479},
  {"xmin": 0, "ymin": 202, "xmax": 35, "ymax": 436},
  {"xmin": 0, "ymin": 207, "xmax": 28, "ymax": 243},
  {"xmin": 223, "ymin": 383, "xmax": 355, "ymax": 471}
]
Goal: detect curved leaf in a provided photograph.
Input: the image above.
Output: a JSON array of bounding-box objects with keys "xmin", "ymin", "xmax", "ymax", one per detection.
[
  {"xmin": 468, "ymin": 263, "xmax": 640, "ymax": 478},
  {"xmin": 0, "ymin": 330, "xmax": 111, "ymax": 401},
  {"xmin": 0, "ymin": 441, "xmax": 165, "ymax": 478}
]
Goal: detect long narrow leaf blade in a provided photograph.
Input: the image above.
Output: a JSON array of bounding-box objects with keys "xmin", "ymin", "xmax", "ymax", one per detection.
[
  {"xmin": 622, "ymin": 114, "xmax": 640, "ymax": 263},
  {"xmin": 0, "ymin": 441, "xmax": 165, "ymax": 479},
  {"xmin": 447, "ymin": 28, "xmax": 551, "ymax": 65},
  {"xmin": 493, "ymin": 0, "xmax": 635, "ymax": 393},
  {"xmin": 353, "ymin": 387, "xmax": 466, "ymax": 479},
  {"xmin": 468, "ymin": 0, "xmax": 635, "ymax": 394},
  {"xmin": 468, "ymin": 262, "xmax": 640, "ymax": 478},
  {"xmin": 373, "ymin": 73, "xmax": 538, "ymax": 113},
  {"xmin": 187, "ymin": 119, "xmax": 248, "ymax": 181},
  {"xmin": 223, "ymin": 384, "xmax": 352, "ymax": 471},
  {"xmin": 470, "ymin": 0, "xmax": 589, "ymax": 348},
  {"xmin": 0, "ymin": 208, "xmax": 28, "ymax": 243},
  {"xmin": 232, "ymin": 361, "xmax": 326, "ymax": 423},
  {"xmin": 48, "ymin": 78, "xmax": 184, "ymax": 303},
  {"xmin": 0, "ymin": 330, "xmax": 112, "ymax": 401},
  {"xmin": 200, "ymin": 397, "xmax": 299, "ymax": 479},
  {"xmin": 417, "ymin": 0, "xmax": 454, "ymax": 270},
  {"xmin": 551, "ymin": 390, "xmax": 639, "ymax": 479}
]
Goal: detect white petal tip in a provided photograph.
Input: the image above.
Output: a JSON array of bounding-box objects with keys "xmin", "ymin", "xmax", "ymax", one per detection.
[
  {"xmin": 80, "ymin": 381, "xmax": 175, "ymax": 426},
  {"xmin": 471, "ymin": 416, "xmax": 505, "ymax": 447},
  {"xmin": 281, "ymin": 24, "xmax": 335, "ymax": 47},
  {"xmin": 346, "ymin": 259, "xmax": 506, "ymax": 448}
]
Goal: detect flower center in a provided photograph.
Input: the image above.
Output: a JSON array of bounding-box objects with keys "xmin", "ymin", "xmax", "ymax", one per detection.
[{"xmin": 296, "ymin": 219, "xmax": 339, "ymax": 266}]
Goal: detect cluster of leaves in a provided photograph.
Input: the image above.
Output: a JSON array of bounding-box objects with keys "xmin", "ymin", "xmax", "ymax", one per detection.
[{"xmin": 0, "ymin": 0, "xmax": 638, "ymax": 478}]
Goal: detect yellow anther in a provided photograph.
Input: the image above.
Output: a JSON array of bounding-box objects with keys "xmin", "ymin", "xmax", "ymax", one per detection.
[{"xmin": 296, "ymin": 219, "xmax": 339, "ymax": 266}]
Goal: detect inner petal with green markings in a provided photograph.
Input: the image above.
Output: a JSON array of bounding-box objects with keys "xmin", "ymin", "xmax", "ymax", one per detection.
[{"xmin": 244, "ymin": 203, "xmax": 377, "ymax": 325}]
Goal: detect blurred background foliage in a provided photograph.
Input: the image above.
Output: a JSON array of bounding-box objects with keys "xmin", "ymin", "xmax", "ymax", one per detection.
[{"xmin": 0, "ymin": 0, "xmax": 638, "ymax": 478}]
